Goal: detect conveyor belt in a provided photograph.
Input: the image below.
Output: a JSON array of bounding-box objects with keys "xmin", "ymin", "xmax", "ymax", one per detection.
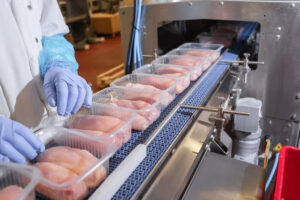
[{"xmin": 107, "ymin": 22, "xmax": 258, "ymax": 200}]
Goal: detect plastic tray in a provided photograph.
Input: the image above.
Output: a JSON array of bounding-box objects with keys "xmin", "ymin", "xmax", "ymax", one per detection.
[
  {"xmin": 93, "ymin": 87, "xmax": 164, "ymax": 131},
  {"xmin": 0, "ymin": 163, "xmax": 41, "ymax": 200},
  {"xmin": 152, "ymin": 55, "xmax": 208, "ymax": 79},
  {"xmin": 110, "ymin": 74, "xmax": 177, "ymax": 107},
  {"xmin": 40, "ymin": 104, "xmax": 135, "ymax": 150},
  {"xmin": 196, "ymin": 33, "xmax": 233, "ymax": 48},
  {"xmin": 213, "ymin": 22, "xmax": 245, "ymax": 36},
  {"xmin": 34, "ymin": 127, "xmax": 117, "ymax": 200},
  {"xmin": 133, "ymin": 64, "xmax": 191, "ymax": 94},
  {"xmin": 177, "ymin": 42, "xmax": 224, "ymax": 62}
]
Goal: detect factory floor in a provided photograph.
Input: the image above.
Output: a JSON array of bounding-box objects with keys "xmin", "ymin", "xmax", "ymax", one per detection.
[{"xmin": 75, "ymin": 36, "xmax": 123, "ymax": 92}]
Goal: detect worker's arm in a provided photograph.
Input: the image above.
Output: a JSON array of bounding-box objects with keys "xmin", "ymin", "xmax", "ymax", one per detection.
[{"xmin": 39, "ymin": 0, "xmax": 92, "ymax": 116}]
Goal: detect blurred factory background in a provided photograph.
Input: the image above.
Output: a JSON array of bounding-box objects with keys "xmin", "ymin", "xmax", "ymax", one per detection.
[{"xmin": 57, "ymin": 0, "xmax": 124, "ymax": 91}]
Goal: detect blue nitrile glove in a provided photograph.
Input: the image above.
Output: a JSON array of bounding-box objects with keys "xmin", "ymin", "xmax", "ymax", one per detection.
[
  {"xmin": 0, "ymin": 116, "xmax": 45, "ymax": 164},
  {"xmin": 43, "ymin": 67, "xmax": 92, "ymax": 116}
]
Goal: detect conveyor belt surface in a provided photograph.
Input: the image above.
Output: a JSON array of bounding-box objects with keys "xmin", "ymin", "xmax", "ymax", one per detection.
[{"xmin": 107, "ymin": 22, "xmax": 258, "ymax": 200}]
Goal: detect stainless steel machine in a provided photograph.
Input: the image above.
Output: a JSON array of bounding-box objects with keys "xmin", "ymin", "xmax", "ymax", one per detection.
[
  {"xmin": 101, "ymin": 0, "xmax": 300, "ymax": 199},
  {"xmin": 120, "ymin": 0, "xmax": 300, "ymax": 148}
]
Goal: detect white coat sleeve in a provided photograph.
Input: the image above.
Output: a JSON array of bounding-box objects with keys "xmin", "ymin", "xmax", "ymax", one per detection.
[{"xmin": 40, "ymin": 0, "xmax": 69, "ymax": 37}]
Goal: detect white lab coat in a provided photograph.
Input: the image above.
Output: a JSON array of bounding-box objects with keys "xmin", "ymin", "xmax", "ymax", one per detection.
[{"xmin": 0, "ymin": 0, "xmax": 69, "ymax": 128}]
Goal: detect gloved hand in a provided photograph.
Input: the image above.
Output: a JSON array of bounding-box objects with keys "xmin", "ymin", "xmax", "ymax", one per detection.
[
  {"xmin": 43, "ymin": 67, "xmax": 92, "ymax": 116},
  {"xmin": 0, "ymin": 116, "xmax": 45, "ymax": 164}
]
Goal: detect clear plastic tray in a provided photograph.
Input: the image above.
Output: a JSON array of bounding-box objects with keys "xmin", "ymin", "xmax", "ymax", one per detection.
[
  {"xmin": 176, "ymin": 42, "xmax": 223, "ymax": 63},
  {"xmin": 34, "ymin": 127, "xmax": 117, "ymax": 200},
  {"xmin": 39, "ymin": 104, "xmax": 135, "ymax": 150},
  {"xmin": 93, "ymin": 87, "xmax": 164, "ymax": 131},
  {"xmin": 152, "ymin": 55, "xmax": 208, "ymax": 79},
  {"xmin": 110, "ymin": 74, "xmax": 177, "ymax": 107},
  {"xmin": 196, "ymin": 33, "xmax": 233, "ymax": 48},
  {"xmin": 133, "ymin": 64, "xmax": 191, "ymax": 94},
  {"xmin": 212, "ymin": 22, "xmax": 245, "ymax": 36},
  {"xmin": 0, "ymin": 163, "xmax": 41, "ymax": 200}
]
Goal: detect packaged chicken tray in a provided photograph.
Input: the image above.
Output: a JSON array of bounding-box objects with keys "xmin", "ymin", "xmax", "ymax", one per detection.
[
  {"xmin": 196, "ymin": 33, "xmax": 233, "ymax": 48},
  {"xmin": 93, "ymin": 87, "xmax": 164, "ymax": 131},
  {"xmin": 152, "ymin": 55, "xmax": 208, "ymax": 80},
  {"xmin": 133, "ymin": 64, "xmax": 191, "ymax": 94},
  {"xmin": 34, "ymin": 127, "xmax": 117, "ymax": 200},
  {"xmin": 176, "ymin": 43, "xmax": 224, "ymax": 63},
  {"xmin": 0, "ymin": 163, "xmax": 40, "ymax": 200},
  {"xmin": 39, "ymin": 104, "xmax": 135, "ymax": 150},
  {"xmin": 110, "ymin": 74, "xmax": 177, "ymax": 107}
]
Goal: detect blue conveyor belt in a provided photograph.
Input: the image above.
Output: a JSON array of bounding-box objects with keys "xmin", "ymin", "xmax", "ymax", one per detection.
[{"xmin": 108, "ymin": 22, "xmax": 258, "ymax": 200}]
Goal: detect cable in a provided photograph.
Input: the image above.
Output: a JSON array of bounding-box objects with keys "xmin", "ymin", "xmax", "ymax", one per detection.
[
  {"xmin": 265, "ymin": 153, "xmax": 280, "ymax": 191},
  {"xmin": 265, "ymin": 139, "xmax": 271, "ymax": 168},
  {"xmin": 126, "ymin": 0, "xmax": 144, "ymax": 73},
  {"xmin": 133, "ymin": 0, "xmax": 143, "ymax": 69},
  {"xmin": 132, "ymin": 0, "xmax": 138, "ymax": 70},
  {"xmin": 136, "ymin": 2, "xmax": 143, "ymax": 67},
  {"xmin": 125, "ymin": 0, "xmax": 138, "ymax": 74},
  {"xmin": 263, "ymin": 139, "xmax": 270, "ymax": 169}
]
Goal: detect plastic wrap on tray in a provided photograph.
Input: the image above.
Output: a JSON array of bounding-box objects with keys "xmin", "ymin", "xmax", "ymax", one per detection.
[
  {"xmin": 39, "ymin": 104, "xmax": 135, "ymax": 149},
  {"xmin": 110, "ymin": 74, "xmax": 177, "ymax": 107},
  {"xmin": 176, "ymin": 43, "xmax": 224, "ymax": 63},
  {"xmin": 0, "ymin": 163, "xmax": 40, "ymax": 200},
  {"xmin": 93, "ymin": 87, "xmax": 164, "ymax": 131},
  {"xmin": 152, "ymin": 55, "xmax": 207, "ymax": 79},
  {"xmin": 133, "ymin": 64, "xmax": 191, "ymax": 93},
  {"xmin": 34, "ymin": 127, "xmax": 117, "ymax": 200}
]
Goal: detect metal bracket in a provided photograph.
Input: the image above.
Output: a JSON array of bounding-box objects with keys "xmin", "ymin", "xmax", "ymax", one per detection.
[
  {"xmin": 142, "ymin": 49, "xmax": 158, "ymax": 59},
  {"xmin": 220, "ymin": 53, "xmax": 264, "ymax": 84},
  {"xmin": 181, "ymin": 97, "xmax": 249, "ymax": 142}
]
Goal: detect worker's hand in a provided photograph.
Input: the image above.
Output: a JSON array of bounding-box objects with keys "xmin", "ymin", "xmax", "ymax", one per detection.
[
  {"xmin": 43, "ymin": 67, "xmax": 92, "ymax": 116},
  {"xmin": 0, "ymin": 116, "xmax": 45, "ymax": 164}
]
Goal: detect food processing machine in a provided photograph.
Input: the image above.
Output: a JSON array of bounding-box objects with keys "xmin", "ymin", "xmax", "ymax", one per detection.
[
  {"xmin": 91, "ymin": 0, "xmax": 300, "ymax": 199},
  {"xmin": 32, "ymin": 0, "xmax": 300, "ymax": 199}
]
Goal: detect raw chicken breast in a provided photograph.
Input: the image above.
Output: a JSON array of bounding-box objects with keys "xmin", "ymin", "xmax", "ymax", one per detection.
[
  {"xmin": 184, "ymin": 50, "xmax": 220, "ymax": 63},
  {"xmin": 157, "ymin": 66, "xmax": 199, "ymax": 81},
  {"xmin": 179, "ymin": 53, "xmax": 212, "ymax": 70},
  {"xmin": 72, "ymin": 128, "xmax": 123, "ymax": 149},
  {"xmin": 170, "ymin": 57, "xmax": 202, "ymax": 66},
  {"xmin": 184, "ymin": 50, "xmax": 213, "ymax": 58},
  {"xmin": 0, "ymin": 185, "xmax": 23, "ymax": 200},
  {"xmin": 124, "ymin": 83, "xmax": 162, "ymax": 103},
  {"xmin": 162, "ymin": 72, "xmax": 185, "ymax": 77},
  {"xmin": 155, "ymin": 72, "xmax": 189, "ymax": 94},
  {"xmin": 70, "ymin": 115, "xmax": 123, "ymax": 133},
  {"xmin": 37, "ymin": 146, "xmax": 106, "ymax": 188},
  {"xmin": 156, "ymin": 66, "xmax": 189, "ymax": 74},
  {"xmin": 125, "ymin": 83, "xmax": 173, "ymax": 106},
  {"xmin": 109, "ymin": 99, "xmax": 160, "ymax": 130},
  {"xmin": 170, "ymin": 57, "xmax": 203, "ymax": 78},
  {"xmin": 34, "ymin": 162, "xmax": 88, "ymax": 200},
  {"xmin": 140, "ymin": 76, "xmax": 175, "ymax": 90},
  {"xmin": 70, "ymin": 114, "xmax": 130, "ymax": 143}
]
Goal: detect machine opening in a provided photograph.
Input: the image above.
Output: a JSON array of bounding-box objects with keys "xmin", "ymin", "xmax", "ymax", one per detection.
[{"xmin": 158, "ymin": 20, "xmax": 261, "ymax": 70}]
